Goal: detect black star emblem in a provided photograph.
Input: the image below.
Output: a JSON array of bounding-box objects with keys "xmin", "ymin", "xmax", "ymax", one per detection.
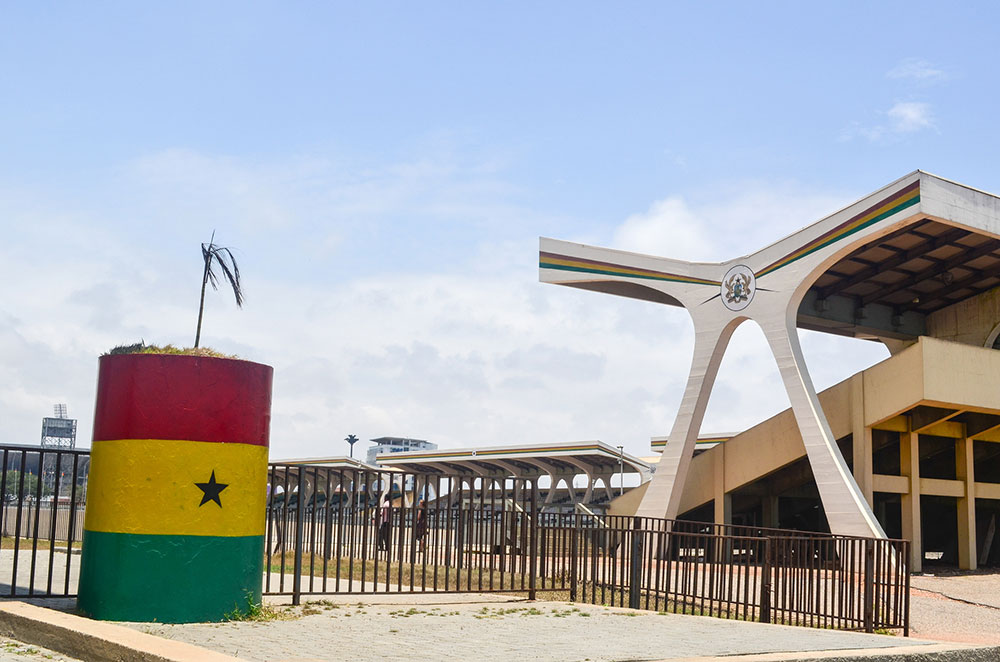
[{"xmin": 195, "ymin": 470, "xmax": 228, "ymax": 507}]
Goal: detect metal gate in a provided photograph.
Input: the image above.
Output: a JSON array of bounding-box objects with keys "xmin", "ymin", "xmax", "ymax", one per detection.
[{"xmin": 264, "ymin": 463, "xmax": 543, "ymax": 601}]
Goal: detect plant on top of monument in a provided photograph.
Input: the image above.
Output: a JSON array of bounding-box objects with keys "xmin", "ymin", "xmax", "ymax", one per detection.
[{"xmin": 194, "ymin": 230, "xmax": 244, "ymax": 348}]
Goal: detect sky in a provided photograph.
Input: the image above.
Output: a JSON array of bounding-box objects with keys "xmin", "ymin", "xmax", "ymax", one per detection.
[{"xmin": 2, "ymin": 2, "xmax": 999, "ymax": 459}]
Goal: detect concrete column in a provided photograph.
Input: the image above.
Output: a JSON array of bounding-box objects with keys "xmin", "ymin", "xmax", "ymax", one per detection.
[
  {"xmin": 956, "ymin": 436, "xmax": 977, "ymax": 571},
  {"xmin": 900, "ymin": 430, "xmax": 922, "ymax": 572},
  {"xmin": 713, "ymin": 443, "xmax": 731, "ymax": 526},
  {"xmin": 762, "ymin": 495, "xmax": 780, "ymax": 529},
  {"xmin": 850, "ymin": 374, "xmax": 874, "ymax": 505},
  {"xmin": 544, "ymin": 474, "xmax": 558, "ymax": 505},
  {"xmin": 582, "ymin": 473, "xmax": 595, "ymax": 505}
]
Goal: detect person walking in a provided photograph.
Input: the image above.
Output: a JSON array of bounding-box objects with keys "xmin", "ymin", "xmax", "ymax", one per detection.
[
  {"xmin": 414, "ymin": 499, "xmax": 428, "ymax": 554},
  {"xmin": 377, "ymin": 494, "xmax": 392, "ymax": 552}
]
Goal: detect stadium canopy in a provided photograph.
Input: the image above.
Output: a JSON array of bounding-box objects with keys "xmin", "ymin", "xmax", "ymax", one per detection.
[{"xmin": 376, "ymin": 440, "xmax": 651, "ymax": 481}]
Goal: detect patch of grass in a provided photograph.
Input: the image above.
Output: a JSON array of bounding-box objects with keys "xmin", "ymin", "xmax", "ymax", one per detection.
[
  {"xmin": 0, "ymin": 537, "xmax": 81, "ymax": 551},
  {"xmin": 223, "ymin": 593, "xmax": 292, "ymax": 622},
  {"xmin": 1, "ymin": 640, "xmax": 48, "ymax": 657},
  {"xmin": 104, "ymin": 342, "xmax": 236, "ymax": 359}
]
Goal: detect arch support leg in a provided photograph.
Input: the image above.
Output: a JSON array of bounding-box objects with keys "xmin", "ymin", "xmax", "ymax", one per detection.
[
  {"xmin": 636, "ymin": 319, "xmax": 742, "ymax": 520},
  {"xmin": 762, "ymin": 318, "xmax": 886, "ymax": 539}
]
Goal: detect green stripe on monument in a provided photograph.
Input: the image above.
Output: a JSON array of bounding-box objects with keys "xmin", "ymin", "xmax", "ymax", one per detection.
[{"xmin": 78, "ymin": 530, "xmax": 263, "ymax": 623}]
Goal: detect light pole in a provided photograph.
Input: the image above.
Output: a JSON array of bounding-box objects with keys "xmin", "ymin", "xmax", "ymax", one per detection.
[
  {"xmin": 617, "ymin": 445, "xmax": 624, "ymax": 497},
  {"xmin": 345, "ymin": 434, "xmax": 359, "ymax": 459}
]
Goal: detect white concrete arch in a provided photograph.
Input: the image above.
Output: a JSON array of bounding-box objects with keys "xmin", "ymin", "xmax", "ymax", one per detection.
[
  {"xmin": 538, "ymin": 172, "xmax": 992, "ymax": 539},
  {"xmin": 987, "ymin": 322, "xmax": 1000, "ymax": 349}
]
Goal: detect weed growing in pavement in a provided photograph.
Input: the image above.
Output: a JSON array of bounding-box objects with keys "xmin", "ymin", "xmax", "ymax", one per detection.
[
  {"xmin": 224, "ymin": 592, "xmax": 293, "ymax": 622},
  {"xmin": 2, "ymin": 640, "xmax": 47, "ymax": 657}
]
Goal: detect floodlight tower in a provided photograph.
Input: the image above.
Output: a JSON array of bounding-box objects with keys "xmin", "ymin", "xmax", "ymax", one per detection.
[
  {"xmin": 40, "ymin": 404, "xmax": 77, "ymax": 497},
  {"xmin": 41, "ymin": 404, "xmax": 77, "ymax": 449}
]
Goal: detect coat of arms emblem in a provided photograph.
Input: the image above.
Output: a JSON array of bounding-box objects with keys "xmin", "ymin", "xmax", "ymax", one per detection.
[{"xmin": 721, "ymin": 265, "xmax": 755, "ymax": 312}]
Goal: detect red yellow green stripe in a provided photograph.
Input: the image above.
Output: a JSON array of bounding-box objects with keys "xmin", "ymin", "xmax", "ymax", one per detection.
[
  {"xmin": 540, "ymin": 252, "xmax": 721, "ymax": 287},
  {"xmin": 758, "ymin": 182, "xmax": 920, "ymax": 278},
  {"xmin": 84, "ymin": 439, "xmax": 267, "ymax": 537},
  {"xmin": 79, "ymin": 354, "xmax": 271, "ymax": 623}
]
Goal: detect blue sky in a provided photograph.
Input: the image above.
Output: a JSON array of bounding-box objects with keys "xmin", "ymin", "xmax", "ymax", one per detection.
[{"xmin": 1, "ymin": 2, "xmax": 998, "ymax": 457}]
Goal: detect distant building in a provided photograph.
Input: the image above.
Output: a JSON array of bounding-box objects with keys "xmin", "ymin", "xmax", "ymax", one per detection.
[{"xmin": 367, "ymin": 437, "xmax": 436, "ymax": 465}]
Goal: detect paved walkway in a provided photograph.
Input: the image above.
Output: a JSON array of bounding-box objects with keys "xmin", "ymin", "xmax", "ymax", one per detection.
[
  {"xmin": 0, "ymin": 548, "xmax": 77, "ymax": 598},
  {"xmin": 0, "ymin": 636, "xmax": 80, "ymax": 661},
  {"xmin": 909, "ymin": 571, "xmax": 1000, "ymax": 645},
  {"xmin": 123, "ymin": 595, "xmax": 935, "ymax": 662}
]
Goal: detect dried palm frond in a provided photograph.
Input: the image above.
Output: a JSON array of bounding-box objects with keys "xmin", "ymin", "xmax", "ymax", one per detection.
[{"xmin": 195, "ymin": 231, "xmax": 245, "ymax": 348}]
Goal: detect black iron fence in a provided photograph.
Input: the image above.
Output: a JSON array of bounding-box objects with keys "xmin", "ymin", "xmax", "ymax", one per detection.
[
  {"xmin": 0, "ymin": 451, "xmax": 909, "ymax": 634},
  {"xmin": 264, "ymin": 463, "xmax": 910, "ymax": 634},
  {"xmin": 533, "ymin": 514, "xmax": 910, "ymax": 634},
  {"xmin": 0, "ymin": 446, "xmax": 89, "ymax": 598},
  {"xmin": 264, "ymin": 464, "xmax": 543, "ymax": 598}
]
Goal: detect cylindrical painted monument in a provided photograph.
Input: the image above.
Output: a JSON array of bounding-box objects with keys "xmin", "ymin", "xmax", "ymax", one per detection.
[{"xmin": 78, "ymin": 353, "xmax": 272, "ymax": 623}]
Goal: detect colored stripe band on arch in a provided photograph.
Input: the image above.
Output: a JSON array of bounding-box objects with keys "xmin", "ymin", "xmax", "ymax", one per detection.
[
  {"xmin": 83, "ymin": 439, "xmax": 268, "ymax": 537},
  {"xmin": 758, "ymin": 181, "xmax": 920, "ymax": 278},
  {"xmin": 539, "ymin": 252, "xmax": 721, "ymax": 287},
  {"xmin": 92, "ymin": 354, "xmax": 273, "ymax": 445}
]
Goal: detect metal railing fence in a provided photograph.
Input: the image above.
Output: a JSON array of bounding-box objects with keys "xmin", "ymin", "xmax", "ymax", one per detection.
[
  {"xmin": 533, "ymin": 513, "xmax": 909, "ymax": 634},
  {"xmin": 265, "ymin": 464, "xmax": 910, "ymax": 634},
  {"xmin": 264, "ymin": 463, "xmax": 543, "ymax": 599},
  {"xmin": 0, "ymin": 450, "xmax": 910, "ymax": 635},
  {"xmin": 0, "ymin": 446, "xmax": 89, "ymax": 598}
]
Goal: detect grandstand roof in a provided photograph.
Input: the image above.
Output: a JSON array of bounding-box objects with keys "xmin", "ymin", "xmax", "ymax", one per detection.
[{"xmin": 376, "ymin": 440, "xmax": 651, "ymax": 478}]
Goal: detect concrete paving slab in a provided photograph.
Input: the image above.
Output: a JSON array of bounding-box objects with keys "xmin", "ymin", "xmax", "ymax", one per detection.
[
  {"xmin": 666, "ymin": 644, "xmax": 1000, "ymax": 662},
  {"xmin": 0, "ymin": 636, "xmax": 82, "ymax": 662},
  {"xmin": 119, "ymin": 598, "xmax": 988, "ymax": 662}
]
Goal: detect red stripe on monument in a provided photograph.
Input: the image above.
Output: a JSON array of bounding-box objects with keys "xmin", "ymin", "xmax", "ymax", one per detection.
[{"xmin": 92, "ymin": 354, "xmax": 272, "ymax": 445}]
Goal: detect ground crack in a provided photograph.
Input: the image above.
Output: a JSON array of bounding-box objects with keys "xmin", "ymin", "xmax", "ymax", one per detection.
[{"xmin": 915, "ymin": 587, "xmax": 1000, "ymax": 611}]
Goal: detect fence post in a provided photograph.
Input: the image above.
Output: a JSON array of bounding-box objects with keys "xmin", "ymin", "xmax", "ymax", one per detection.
[
  {"xmin": 903, "ymin": 540, "xmax": 911, "ymax": 637},
  {"xmin": 529, "ymin": 481, "xmax": 538, "ymax": 600},
  {"xmin": 759, "ymin": 538, "xmax": 772, "ymax": 624},
  {"xmin": 863, "ymin": 538, "xmax": 875, "ymax": 633},
  {"xmin": 570, "ymin": 515, "xmax": 580, "ymax": 602},
  {"xmin": 629, "ymin": 517, "xmax": 642, "ymax": 610},
  {"xmin": 293, "ymin": 467, "xmax": 305, "ymax": 606}
]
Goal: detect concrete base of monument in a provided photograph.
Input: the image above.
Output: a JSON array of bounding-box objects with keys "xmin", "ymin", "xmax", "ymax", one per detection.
[{"xmin": 0, "ymin": 601, "xmax": 237, "ymax": 662}]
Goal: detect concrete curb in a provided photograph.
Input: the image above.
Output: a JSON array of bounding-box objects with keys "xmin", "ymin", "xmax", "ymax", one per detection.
[
  {"xmin": 664, "ymin": 643, "xmax": 1000, "ymax": 662},
  {"xmin": 0, "ymin": 601, "xmax": 239, "ymax": 662}
]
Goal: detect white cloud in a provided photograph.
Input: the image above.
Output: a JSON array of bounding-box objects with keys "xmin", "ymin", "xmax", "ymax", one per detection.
[
  {"xmin": 842, "ymin": 58, "xmax": 946, "ymax": 143},
  {"xmin": 612, "ymin": 183, "xmax": 849, "ymax": 262},
  {"xmin": 842, "ymin": 101, "xmax": 937, "ymax": 143},
  {"xmin": 886, "ymin": 58, "xmax": 947, "ymax": 83},
  {"xmin": 0, "ymin": 155, "xmax": 890, "ymax": 462},
  {"xmin": 887, "ymin": 101, "xmax": 935, "ymax": 133},
  {"xmin": 614, "ymin": 198, "xmax": 710, "ymax": 259}
]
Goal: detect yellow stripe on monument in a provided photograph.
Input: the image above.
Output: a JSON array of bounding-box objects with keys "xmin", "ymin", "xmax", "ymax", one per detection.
[{"xmin": 84, "ymin": 439, "xmax": 268, "ymax": 537}]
